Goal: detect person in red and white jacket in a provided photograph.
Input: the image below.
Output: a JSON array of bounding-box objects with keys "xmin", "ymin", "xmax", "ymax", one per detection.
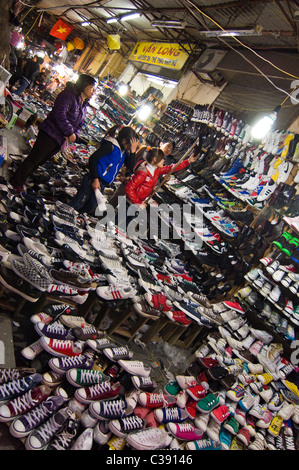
[{"xmin": 125, "ymin": 147, "xmax": 198, "ymax": 208}]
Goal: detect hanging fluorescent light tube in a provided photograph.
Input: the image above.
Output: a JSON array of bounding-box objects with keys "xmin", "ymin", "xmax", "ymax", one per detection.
[
  {"xmin": 81, "ymin": 22, "xmax": 90, "ymax": 26},
  {"xmin": 200, "ymin": 26, "xmax": 263, "ymax": 37},
  {"xmin": 121, "ymin": 12, "xmax": 140, "ymax": 21},
  {"xmin": 151, "ymin": 20, "xmax": 186, "ymax": 29},
  {"xmin": 107, "ymin": 17, "xmax": 118, "ymax": 24}
]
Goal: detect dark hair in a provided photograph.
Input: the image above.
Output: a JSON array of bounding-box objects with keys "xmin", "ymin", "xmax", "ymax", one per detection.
[
  {"xmin": 162, "ymin": 141, "xmax": 175, "ymax": 151},
  {"xmin": 105, "ymin": 125, "xmax": 138, "ymax": 142},
  {"xmin": 146, "ymin": 147, "xmax": 165, "ymax": 165},
  {"xmin": 75, "ymin": 74, "xmax": 97, "ymax": 94}
]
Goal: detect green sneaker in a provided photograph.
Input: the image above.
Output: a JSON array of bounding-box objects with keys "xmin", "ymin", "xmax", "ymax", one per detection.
[
  {"xmin": 281, "ymin": 237, "xmax": 299, "ymax": 256},
  {"xmin": 164, "ymin": 380, "xmax": 181, "ymax": 396},
  {"xmin": 272, "ymin": 232, "xmax": 293, "ymax": 249},
  {"xmin": 196, "ymin": 393, "xmax": 219, "ymax": 413},
  {"xmin": 223, "ymin": 416, "xmax": 239, "ymax": 435}
]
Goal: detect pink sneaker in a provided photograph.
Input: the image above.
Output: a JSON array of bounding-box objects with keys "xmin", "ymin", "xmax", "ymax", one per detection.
[
  {"xmin": 167, "ymin": 422, "xmax": 203, "ymax": 440},
  {"xmin": 134, "ymin": 405, "xmax": 150, "ymax": 419},
  {"xmin": 145, "ymin": 410, "xmax": 159, "ymax": 427}
]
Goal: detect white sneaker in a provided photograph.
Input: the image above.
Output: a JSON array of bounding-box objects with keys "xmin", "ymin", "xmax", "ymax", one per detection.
[
  {"xmin": 70, "ymin": 427, "xmax": 93, "ymax": 450},
  {"xmin": 194, "ymin": 412, "xmax": 210, "ymax": 433},
  {"xmin": 176, "ymin": 375, "xmax": 197, "ymax": 390},
  {"xmin": 126, "ymin": 427, "xmax": 172, "ymax": 450},
  {"xmin": 251, "ymin": 328, "xmax": 273, "ymax": 344},
  {"xmin": 118, "ymin": 360, "xmax": 151, "ymax": 378}
]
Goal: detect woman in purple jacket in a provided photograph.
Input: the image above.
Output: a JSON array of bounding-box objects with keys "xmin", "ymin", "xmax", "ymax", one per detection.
[{"xmin": 10, "ymin": 74, "xmax": 97, "ymax": 189}]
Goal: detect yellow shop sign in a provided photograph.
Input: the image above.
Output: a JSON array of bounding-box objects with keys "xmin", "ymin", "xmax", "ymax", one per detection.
[{"xmin": 129, "ymin": 42, "xmax": 193, "ymax": 69}]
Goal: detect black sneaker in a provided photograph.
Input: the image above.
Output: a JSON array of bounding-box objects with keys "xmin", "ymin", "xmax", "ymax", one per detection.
[{"xmin": 0, "ymin": 264, "xmax": 42, "ymax": 302}]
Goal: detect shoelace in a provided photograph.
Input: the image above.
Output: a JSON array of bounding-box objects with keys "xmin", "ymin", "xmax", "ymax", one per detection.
[
  {"xmin": 121, "ymin": 415, "xmax": 143, "ymax": 431},
  {"xmin": 148, "ymin": 391, "xmax": 168, "ymax": 406},
  {"xmin": 0, "ymin": 376, "xmax": 33, "ymax": 400},
  {"xmin": 57, "ymin": 354, "xmax": 90, "ymax": 368},
  {"xmin": 132, "ymin": 427, "xmax": 165, "ymax": 443},
  {"xmin": 23, "ymin": 399, "xmax": 56, "ymax": 429},
  {"xmin": 109, "ymin": 347, "xmax": 129, "ymax": 357},
  {"xmin": 0, "ymin": 368, "xmax": 23, "ymax": 384},
  {"xmin": 43, "ymin": 321, "xmax": 67, "ymax": 334},
  {"xmin": 79, "ymin": 369, "xmax": 103, "ymax": 385},
  {"xmin": 163, "ymin": 407, "xmax": 181, "ymax": 420},
  {"xmin": 89, "ymin": 381, "xmax": 112, "ymax": 398},
  {"xmin": 34, "ymin": 411, "xmax": 68, "ymax": 443},
  {"xmin": 176, "ymin": 423, "xmax": 194, "ymax": 433},
  {"xmin": 9, "ymin": 388, "xmax": 41, "ymax": 415},
  {"xmin": 101, "ymin": 399, "xmax": 125, "ymax": 416}
]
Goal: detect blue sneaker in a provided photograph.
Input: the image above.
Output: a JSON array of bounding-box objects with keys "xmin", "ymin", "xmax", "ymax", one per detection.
[
  {"xmin": 219, "ymin": 426, "xmax": 232, "ymax": 450},
  {"xmin": 185, "ymin": 438, "xmax": 222, "ymax": 450}
]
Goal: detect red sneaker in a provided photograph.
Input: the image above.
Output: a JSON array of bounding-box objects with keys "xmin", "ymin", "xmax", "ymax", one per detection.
[
  {"xmin": 211, "ymin": 404, "xmax": 230, "ymax": 424},
  {"xmin": 186, "ymin": 384, "xmax": 207, "ymax": 401},
  {"xmin": 223, "ymin": 301, "xmax": 245, "ymax": 314},
  {"xmin": 165, "ymin": 310, "xmax": 191, "ymax": 325},
  {"xmin": 144, "ymin": 293, "xmax": 173, "ymax": 312},
  {"xmin": 185, "ymin": 399, "xmax": 198, "ymax": 419},
  {"xmin": 138, "ymin": 392, "xmax": 177, "ymax": 409},
  {"xmin": 40, "ymin": 337, "xmax": 83, "ymax": 357}
]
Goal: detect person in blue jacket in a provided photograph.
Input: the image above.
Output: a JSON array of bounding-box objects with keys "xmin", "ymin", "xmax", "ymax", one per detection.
[
  {"xmin": 10, "ymin": 73, "xmax": 97, "ymax": 189},
  {"xmin": 68, "ymin": 125, "xmax": 139, "ymax": 214}
]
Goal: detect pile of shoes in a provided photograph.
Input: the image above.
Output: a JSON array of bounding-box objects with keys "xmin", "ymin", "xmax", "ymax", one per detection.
[{"xmin": 2, "ymin": 299, "xmax": 299, "ymax": 450}]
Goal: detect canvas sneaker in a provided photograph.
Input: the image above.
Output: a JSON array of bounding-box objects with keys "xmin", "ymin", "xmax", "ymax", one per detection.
[
  {"xmin": 75, "ymin": 381, "xmax": 121, "ymax": 404},
  {"xmin": 47, "ymin": 411, "xmax": 81, "ymax": 450},
  {"xmin": 48, "ymin": 352, "xmax": 94, "ymax": 374},
  {"xmin": 60, "ymin": 315, "xmax": 91, "ymax": 329},
  {"xmin": 118, "ymin": 360, "xmax": 151, "ymax": 378},
  {"xmin": 25, "ymin": 406, "xmax": 72, "ymax": 450},
  {"xmin": 126, "ymin": 426, "xmax": 172, "ymax": 450},
  {"xmin": 86, "ymin": 337, "xmax": 117, "ymax": 352},
  {"xmin": 196, "ymin": 393, "xmax": 220, "ymax": 413},
  {"xmin": 167, "ymin": 422, "xmax": 203, "ymax": 441},
  {"xmin": 90, "ymin": 398, "xmax": 133, "ymax": 421},
  {"xmin": 103, "ymin": 346, "xmax": 134, "ymax": 362},
  {"xmin": 0, "ymin": 373, "xmax": 43, "ymax": 402},
  {"xmin": 154, "ymin": 406, "xmax": 188, "ymax": 424},
  {"xmin": 138, "ymin": 392, "xmax": 177, "ymax": 408},
  {"xmin": 34, "ymin": 321, "xmax": 74, "ymax": 340},
  {"xmin": 185, "ymin": 438, "xmax": 222, "ymax": 451},
  {"xmin": 9, "ymin": 396, "xmax": 64, "ymax": 438},
  {"xmin": 211, "ymin": 404, "xmax": 230, "ymax": 424},
  {"xmin": 226, "ymin": 384, "xmax": 245, "ymax": 402},
  {"xmin": 132, "ymin": 376, "xmax": 157, "ymax": 392},
  {"xmin": 108, "ymin": 415, "xmax": 144, "ymax": 438},
  {"xmin": 0, "ymin": 385, "xmax": 51, "ymax": 422},
  {"xmin": 66, "ymin": 368, "xmax": 109, "ymax": 388},
  {"xmin": 40, "ymin": 337, "xmax": 84, "ymax": 357},
  {"xmin": 175, "ymin": 375, "xmax": 197, "ymax": 390},
  {"xmin": 0, "ymin": 367, "xmax": 37, "ymax": 385}
]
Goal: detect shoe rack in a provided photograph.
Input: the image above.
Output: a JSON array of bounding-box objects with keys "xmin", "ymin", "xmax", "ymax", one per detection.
[{"xmin": 148, "ymin": 100, "xmax": 299, "ymax": 359}]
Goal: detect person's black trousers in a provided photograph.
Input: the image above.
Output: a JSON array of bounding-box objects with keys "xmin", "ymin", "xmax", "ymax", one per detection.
[{"xmin": 10, "ymin": 130, "xmax": 61, "ymax": 187}]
